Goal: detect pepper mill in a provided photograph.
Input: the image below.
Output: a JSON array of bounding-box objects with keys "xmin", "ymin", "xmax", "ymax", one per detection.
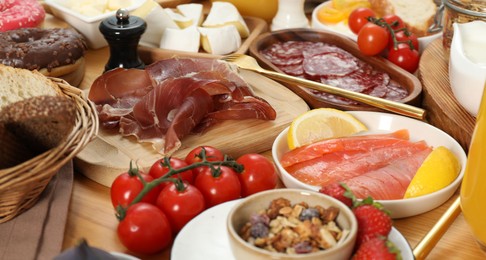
[{"xmin": 99, "ymin": 8, "xmax": 147, "ymax": 72}]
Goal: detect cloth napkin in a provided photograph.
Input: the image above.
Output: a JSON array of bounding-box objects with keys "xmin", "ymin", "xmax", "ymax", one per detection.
[{"xmin": 0, "ymin": 160, "xmax": 74, "ymax": 260}]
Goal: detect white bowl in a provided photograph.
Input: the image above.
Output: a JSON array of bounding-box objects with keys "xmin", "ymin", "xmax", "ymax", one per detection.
[
  {"xmin": 272, "ymin": 111, "xmax": 467, "ymax": 219},
  {"xmin": 310, "ymin": 2, "xmax": 441, "ymax": 54},
  {"xmin": 449, "ymin": 21, "xmax": 486, "ymax": 116},
  {"xmin": 227, "ymin": 189, "xmax": 357, "ymax": 260},
  {"xmin": 45, "ymin": 0, "xmax": 145, "ymax": 49}
]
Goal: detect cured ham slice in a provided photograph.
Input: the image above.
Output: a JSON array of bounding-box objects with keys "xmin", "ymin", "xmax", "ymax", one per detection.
[
  {"xmin": 88, "ymin": 68, "xmax": 154, "ymax": 128},
  {"xmin": 88, "ymin": 57, "xmax": 276, "ymax": 155}
]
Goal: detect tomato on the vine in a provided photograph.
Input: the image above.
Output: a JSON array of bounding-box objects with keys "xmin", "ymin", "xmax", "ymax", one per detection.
[
  {"xmin": 110, "ymin": 166, "xmax": 161, "ymax": 209},
  {"xmin": 357, "ymin": 23, "xmax": 389, "ymax": 56},
  {"xmin": 185, "ymin": 146, "xmax": 225, "ymax": 176},
  {"xmin": 236, "ymin": 154, "xmax": 278, "ymax": 197},
  {"xmin": 194, "ymin": 165, "xmax": 241, "ymax": 208},
  {"xmin": 149, "ymin": 157, "xmax": 194, "ymax": 190},
  {"xmin": 382, "ymin": 14, "xmax": 405, "ymax": 31},
  {"xmin": 387, "ymin": 43, "xmax": 420, "ymax": 73},
  {"xmin": 390, "ymin": 30, "xmax": 419, "ymax": 52},
  {"xmin": 348, "ymin": 7, "xmax": 376, "ymax": 35},
  {"xmin": 117, "ymin": 203, "xmax": 172, "ymax": 254},
  {"xmin": 156, "ymin": 182, "xmax": 205, "ymax": 234}
]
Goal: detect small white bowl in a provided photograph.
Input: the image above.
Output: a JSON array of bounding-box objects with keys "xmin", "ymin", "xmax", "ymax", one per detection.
[
  {"xmin": 45, "ymin": 0, "xmax": 145, "ymax": 49},
  {"xmin": 227, "ymin": 189, "xmax": 357, "ymax": 260},
  {"xmin": 272, "ymin": 111, "xmax": 467, "ymax": 219},
  {"xmin": 310, "ymin": 2, "xmax": 441, "ymax": 54},
  {"xmin": 449, "ymin": 21, "xmax": 486, "ymax": 116}
]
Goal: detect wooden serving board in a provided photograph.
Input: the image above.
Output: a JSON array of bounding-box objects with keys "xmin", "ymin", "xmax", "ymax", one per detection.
[
  {"xmin": 75, "ymin": 47, "xmax": 309, "ymax": 187},
  {"xmin": 419, "ymin": 39, "xmax": 475, "ymax": 151}
]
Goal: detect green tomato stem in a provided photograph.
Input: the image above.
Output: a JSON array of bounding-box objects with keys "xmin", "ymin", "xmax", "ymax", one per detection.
[{"xmin": 118, "ymin": 148, "xmax": 244, "ymax": 219}]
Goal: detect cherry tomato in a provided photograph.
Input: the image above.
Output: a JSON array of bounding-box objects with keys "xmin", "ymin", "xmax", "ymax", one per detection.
[
  {"xmin": 156, "ymin": 182, "xmax": 205, "ymax": 234},
  {"xmin": 348, "ymin": 7, "xmax": 376, "ymax": 34},
  {"xmin": 382, "ymin": 14, "xmax": 405, "ymax": 31},
  {"xmin": 185, "ymin": 146, "xmax": 225, "ymax": 176},
  {"xmin": 117, "ymin": 203, "xmax": 172, "ymax": 254},
  {"xmin": 195, "ymin": 166, "xmax": 241, "ymax": 208},
  {"xmin": 390, "ymin": 30, "xmax": 419, "ymax": 52},
  {"xmin": 357, "ymin": 23, "xmax": 389, "ymax": 56},
  {"xmin": 236, "ymin": 154, "xmax": 278, "ymax": 197},
  {"xmin": 387, "ymin": 43, "xmax": 420, "ymax": 73},
  {"xmin": 149, "ymin": 157, "xmax": 194, "ymax": 190},
  {"xmin": 110, "ymin": 166, "xmax": 161, "ymax": 209}
]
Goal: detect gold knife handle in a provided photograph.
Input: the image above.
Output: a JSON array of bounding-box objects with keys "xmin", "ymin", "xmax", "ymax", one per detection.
[{"xmin": 255, "ymin": 68, "xmax": 426, "ymax": 120}]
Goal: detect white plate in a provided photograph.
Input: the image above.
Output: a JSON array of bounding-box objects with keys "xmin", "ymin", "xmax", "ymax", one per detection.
[
  {"xmin": 272, "ymin": 111, "xmax": 467, "ymax": 219},
  {"xmin": 310, "ymin": 1, "xmax": 441, "ymax": 53},
  {"xmin": 171, "ymin": 199, "xmax": 414, "ymax": 260}
]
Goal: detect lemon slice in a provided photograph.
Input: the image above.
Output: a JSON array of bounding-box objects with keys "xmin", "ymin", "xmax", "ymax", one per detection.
[
  {"xmin": 404, "ymin": 146, "xmax": 461, "ymax": 199},
  {"xmin": 287, "ymin": 108, "xmax": 367, "ymax": 149}
]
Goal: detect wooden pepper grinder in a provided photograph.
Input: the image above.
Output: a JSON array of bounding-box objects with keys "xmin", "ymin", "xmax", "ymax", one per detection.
[{"xmin": 99, "ymin": 8, "xmax": 147, "ymax": 72}]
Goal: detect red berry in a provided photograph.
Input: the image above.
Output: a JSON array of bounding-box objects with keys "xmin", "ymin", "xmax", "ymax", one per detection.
[
  {"xmin": 319, "ymin": 183, "xmax": 353, "ymax": 208},
  {"xmin": 352, "ymin": 203, "xmax": 392, "ymax": 247},
  {"xmin": 352, "ymin": 236, "xmax": 401, "ymax": 260}
]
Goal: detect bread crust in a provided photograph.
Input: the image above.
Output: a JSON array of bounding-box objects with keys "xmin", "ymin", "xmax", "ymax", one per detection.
[
  {"xmin": 0, "ymin": 95, "xmax": 76, "ymax": 168},
  {"xmin": 0, "ymin": 64, "xmax": 62, "ymax": 109},
  {"xmin": 368, "ymin": 0, "xmax": 437, "ymax": 37}
]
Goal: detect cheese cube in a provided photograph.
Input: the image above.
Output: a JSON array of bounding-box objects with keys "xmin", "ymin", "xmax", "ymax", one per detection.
[
  {"xmin": 199, "ymin": 25, "xmax": 241, "ymax": 55},
  {"xmin": 202, "ymin": 2, "xmax": 250, "ymax": 38},
  {"xmin": 160, "ymin": 26, "xmax": 200, "ymax": 52}
]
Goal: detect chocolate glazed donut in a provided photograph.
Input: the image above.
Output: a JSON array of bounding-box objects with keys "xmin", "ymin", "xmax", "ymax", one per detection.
[{"xmin": 0, "ymin": 28, "xmax": 87, "ymax": 86}]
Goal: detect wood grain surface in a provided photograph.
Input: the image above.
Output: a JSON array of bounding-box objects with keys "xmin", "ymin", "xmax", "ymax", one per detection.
[{"xmin": 419, "ymin": 39, "xmax": 476, "ymax": 151}]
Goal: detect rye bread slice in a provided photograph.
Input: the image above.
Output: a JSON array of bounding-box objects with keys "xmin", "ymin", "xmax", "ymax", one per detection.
[{"xmin": 0, "ymin": 95, "xmax": 76, "ymax": 158}]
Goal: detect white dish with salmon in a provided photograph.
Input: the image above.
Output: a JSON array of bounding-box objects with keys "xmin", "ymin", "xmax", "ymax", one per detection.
[{"xmin": 272, "ymin": 111, "xmax": 467, "ymax": 218}]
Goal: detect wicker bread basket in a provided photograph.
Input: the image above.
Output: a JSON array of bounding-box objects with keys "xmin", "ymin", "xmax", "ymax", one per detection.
[{"xmin": 0, "ymin": 78, "xmax": 98, "ymax": 223}]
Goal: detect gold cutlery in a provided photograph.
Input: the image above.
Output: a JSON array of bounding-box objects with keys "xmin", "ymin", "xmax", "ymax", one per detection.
[{"xmin": 221, "ymin": 54, "xmax": 426, "ymax": 120}]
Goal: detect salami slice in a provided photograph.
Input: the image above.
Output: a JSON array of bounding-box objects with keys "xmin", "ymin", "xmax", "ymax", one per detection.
[
  {"xmin": 385, "ymin": 81, "xmax": 409, "ymax": 101},
  {"xmin": 260, "ymin": 40, "xmax": 409, "ymax": 106},
  {"xmin": 303, "ymin": 52, "xmax": 359, "ymax": 77},
  {"xmin": 280, "ymin": 63, "xmax": 304, "ymax": 76}
]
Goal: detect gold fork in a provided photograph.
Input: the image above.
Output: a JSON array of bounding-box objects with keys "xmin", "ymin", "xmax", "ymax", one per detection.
[{"xmin": 221, "ymin": 54, "xmax": 426, "ymax": 120}]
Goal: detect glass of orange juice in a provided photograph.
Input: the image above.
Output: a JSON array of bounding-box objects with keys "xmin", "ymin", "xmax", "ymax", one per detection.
[{"xmin": 460, "ymin": 82, "xmax": 486, "ymax": 252}]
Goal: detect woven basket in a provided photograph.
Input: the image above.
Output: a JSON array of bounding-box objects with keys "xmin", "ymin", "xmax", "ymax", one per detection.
[{"xmin": 0, "ymin": 78, "xmax": 99, "ymax": 223}]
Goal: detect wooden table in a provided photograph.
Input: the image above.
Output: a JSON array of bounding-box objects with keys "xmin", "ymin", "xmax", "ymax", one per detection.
[
  {"xmin": 55, "ymin": 4, "xmax": 485, "ymax": 259},
  {"xmin": 60, "ymin": 49, "xmax": 486, "ymax": 260}
]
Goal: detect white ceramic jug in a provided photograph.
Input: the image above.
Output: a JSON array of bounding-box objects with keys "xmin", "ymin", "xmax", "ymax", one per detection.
[
  {"xmin": 271, "ymin": 0, "xmax": 309, "ymax": 31},
  {"xmin": 449, "ymin": 20, "xmax": 486, "ymax": 116}
]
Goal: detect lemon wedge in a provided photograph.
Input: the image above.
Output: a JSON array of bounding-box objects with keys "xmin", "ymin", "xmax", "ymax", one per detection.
[
  {"xmin": 404, "ymin": 146, "xmax": 461, "ymax": 199},
  {"xmin": 287, "ymin": 108, "xmax": 367, "ymax": 149}
]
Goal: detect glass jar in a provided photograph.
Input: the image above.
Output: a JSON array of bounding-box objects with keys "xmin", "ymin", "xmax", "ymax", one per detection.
[{"xmin": 443, "ymin": 0, "xmax": 486, "ymax": 56}]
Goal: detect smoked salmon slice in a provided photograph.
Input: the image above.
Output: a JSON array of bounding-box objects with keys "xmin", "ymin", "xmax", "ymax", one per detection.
[
  {"xmin": 329, "ymin": 148, "xmax": 433, "ymax": 200},
  {"xmin": 286, "ymin": 139, "xmax": 430, "ymax": 187},
  {"xmin": 280, "ymin": 129, "xmax": 410, "ymax": 168}
]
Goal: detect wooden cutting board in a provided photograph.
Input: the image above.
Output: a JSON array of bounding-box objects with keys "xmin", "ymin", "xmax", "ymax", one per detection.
[
  {"xmin": 75, "ymin": 48, "xmax": 309, "ymax": 187},
  {"xmin": 419, "ymin": 38, "xmax": 475, "ymax": 151}
]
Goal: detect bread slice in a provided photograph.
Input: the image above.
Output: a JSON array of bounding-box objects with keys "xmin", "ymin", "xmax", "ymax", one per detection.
[
  {"xmin": 0, "ymin": 64, "xmax": 62, "ymax": 110},
  {"xmin": 1, "ymin": 95, "xmax": 76, "ymax": 154},
  {"xmin": 369, "ymin": 0, "xmax": 437, "ymax": 37}
]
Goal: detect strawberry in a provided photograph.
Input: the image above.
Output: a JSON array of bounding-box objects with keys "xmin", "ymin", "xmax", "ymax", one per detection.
[
  {"xmin": 352, "ymin": 197, "xmax": 392, "ymax": 248},
  {"xmin": 352, "ymin": 236, "xmax": 402, "ymax": 260},
  {"xmin": 319, "ymin": 182, "xmax": 354, "ymax": 208}
]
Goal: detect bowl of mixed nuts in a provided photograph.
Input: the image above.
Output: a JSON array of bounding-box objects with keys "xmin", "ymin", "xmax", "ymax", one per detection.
[{"xmin": 226, "ymin": 189, "xmax": 358, "ymax": 260}]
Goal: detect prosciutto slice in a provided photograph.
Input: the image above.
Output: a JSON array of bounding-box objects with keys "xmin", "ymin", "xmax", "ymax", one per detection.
[
  {"xmin": 88, "ymin": 57, "xmax": 276, "ymax": 155},
  {"xmin": 88, "ymin": 68, "xmax": 154, "ymax": 128}
]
